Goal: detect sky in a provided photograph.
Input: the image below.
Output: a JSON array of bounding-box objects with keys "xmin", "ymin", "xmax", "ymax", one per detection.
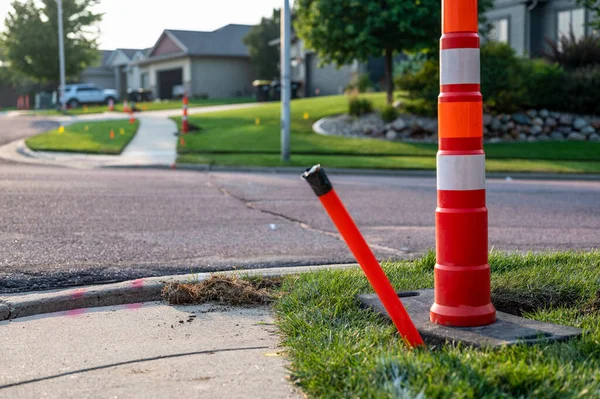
[{"xmin": 0, "ymin": 0, "xmax": 284, "ymax": 50}]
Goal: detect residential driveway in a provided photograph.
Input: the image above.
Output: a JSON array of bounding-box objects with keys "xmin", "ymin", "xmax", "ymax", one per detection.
[{"xmin": 0, "ymin": 164, "xmax": 598, "ymax": 294}]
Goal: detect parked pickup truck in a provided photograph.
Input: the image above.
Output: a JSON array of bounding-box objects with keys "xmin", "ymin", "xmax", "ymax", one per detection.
[{"xmin": 61, "ymin": 84, "xmax": 119, "ymax": 108}]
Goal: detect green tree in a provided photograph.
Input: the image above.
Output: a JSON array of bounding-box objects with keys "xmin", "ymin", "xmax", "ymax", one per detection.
[
  {"xmin": 576, "ymin": 0, "xmax": 600, "ymax": 30},
  {"xmin": 244, "ymin": 8, "xmax": 281, "ymax": 80},
  {"xmin": 294, "ymin": 0, "xmax": 492, "ymax": 105},
  {"xmin": 0, "ymin": 0, "xmax": 102, "ymax": 86}
]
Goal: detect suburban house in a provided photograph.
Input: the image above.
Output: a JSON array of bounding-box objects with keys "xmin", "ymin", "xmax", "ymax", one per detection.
[
  {"xmin": 79, "ymin": 48, "xmax": 147, "ymax": 97},
  {"xmin": 80, "ymin": 24, "xmax": 256, "ymax": 100},
  {"xmin": 485, "ymin": 0, "xmax": 597, "ymax": 56}
]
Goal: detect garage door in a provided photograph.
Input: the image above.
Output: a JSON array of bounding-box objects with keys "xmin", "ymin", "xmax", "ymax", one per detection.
[{"xmin": 158, "ymin": 68, "xmax": 183, "ymax": 99}]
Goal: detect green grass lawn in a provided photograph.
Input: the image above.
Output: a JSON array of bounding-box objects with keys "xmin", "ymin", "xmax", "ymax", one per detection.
[
  {"xmin": 26, "ymin": 119, "xmax": 139, "ymax": 154},
  {"xmin": 174, "ymin": 93, "xmax": 600, "ymax": 173},
  {"xmin": 28, "ymin": 97, "xmax": 255, "ymax": 116},
  {"xmin": 275, "ymin": 251, "xmax": 600, "ymax": 398}
]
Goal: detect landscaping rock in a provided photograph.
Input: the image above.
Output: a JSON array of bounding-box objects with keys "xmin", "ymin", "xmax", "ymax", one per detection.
[
  {"xmin": 502, "ymin": 134, "xmax": 513, "ymax": 141},
  {"xmin": 500, "ymin": 114, "xmax": 512, "ymax": 123},
  {"xmin": 512, "ymin": 113, "xmax": 531, "ymax": 125},
  {"xmin": 483, "ymin": 113, "xmax": 493, "ymax": 126},
  {"xmin": 560, "ymin": 114, "xmax": 574, "ymax": 126},
  {"xmin": 385, "ymin": 130, "xmax": 397, "ymax": 140},
  {"xmin": 537, "ymin": 135, "xmax": 550, "ymax": 141},
  {"xmin": 558, "ymin": 126, "xmax": 572, "ymax": 134},
  {"xmin": 550, "ymin": 112, "xmax": 561, "ymax": 119},
  {"xmin": 491, "ymin": 118, "xmax": 502, "ymax": 131},
  {"xmin": 531, "ymin": 125, "xmax": 543, "ymax": 135},
  {"xmin": 589, "ymin": 133, "xmax": 600, "ymax": 142},
  {"xmin": 581, "ymin": 126, "xmax": 596, "ymax": 137},
  {"xmin": 526, "ymin": 109, "xmax": 537, "ymax": 118},
  {"xmin": 545, "ymin": 117, "xmax": 557, "ymax": 128},
  {"xmin": 392, "ymin": 118, "xmax": 407, "ymax": 131},
  {"xmin": 519, "ymin": 133, "xmax": 528, "ymax": 141},
  {"xmin": 533, "ymin": 117, "xmax": 544, "ymax": 126},
  {"xmin": 488, "ymin": 137, "xmax": 502, "ymax": 143},
  {"xmin": 539, "ymin": 109, "xmax": 550, "ymax": 118},
  {"xmin": 527, "ymin": 135, "xmax": 537, "ymax": 142},
  {"xmin": 573, "ymin": 118, "xmax": 588, "ymax": 130},
  {"xmin": 567, "ymin": 132, "xmax": 586, "ymax": 141},
  {"xmin": 591, "ymin": 119, "xmax": 600, "ymax": 130},
  {"xmin": 550, "ymin": 131, "xmax": 565, "ymax": 141}
]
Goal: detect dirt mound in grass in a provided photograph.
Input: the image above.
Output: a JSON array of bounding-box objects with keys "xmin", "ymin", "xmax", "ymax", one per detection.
[{"xmin": 162, "ymin": 275, "xmax": 283, "ymax": 306}]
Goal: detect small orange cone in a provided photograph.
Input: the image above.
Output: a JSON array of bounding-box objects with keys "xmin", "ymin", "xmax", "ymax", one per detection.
[
  {"xmin": 109, "ymin": 130, "xmax": 115, "ymax": 139},
  {"xmin": 129, "ymin": 111, "xmax": 135, "ymax": 124},
  {"xmin": 179, "ymin": 136, "xmax": 185, "ymax": 146}
]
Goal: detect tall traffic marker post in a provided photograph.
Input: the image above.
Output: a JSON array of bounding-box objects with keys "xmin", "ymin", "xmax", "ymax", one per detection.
[
  {"xmin": 182, "ymin": 94, "xmax": 189, "ymax": 134},
  {"xmin": 430, "ymin": 0, "xmax": 496, "ymax": 327},
  {"xmin": 302, "ymin": 165, "xmax": 425, "ymax": 348}
]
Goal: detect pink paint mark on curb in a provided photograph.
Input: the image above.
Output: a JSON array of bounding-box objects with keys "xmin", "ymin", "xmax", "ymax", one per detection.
[
  {"xmin": 125, "ymin": 303, "xmax": 143, "ymax": 310},
  {"xmin": 130, "ymin": 279, "xmax": 144, "ymax": 289},
  {"xmin": 71, "ymin": 288, "xmax": 86, "ymax": 299},
  {"xmin": 65, "ymin": 308, "xmax": 87, "ymax": 317}
]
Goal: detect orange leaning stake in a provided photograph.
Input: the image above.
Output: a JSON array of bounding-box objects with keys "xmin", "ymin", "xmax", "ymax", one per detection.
[
  {"xmin": 430, "ymin": 0, "xmax": 496, "ymax": 327},
  {"xmin": 302, "ymin": 165, "xmax": 424, "ymax": 348}
]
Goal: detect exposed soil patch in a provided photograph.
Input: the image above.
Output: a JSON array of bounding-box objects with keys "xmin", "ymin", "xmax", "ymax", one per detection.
[{"xmin": 162, "ymin": 275, "xmax": 283, "ymax": 306}]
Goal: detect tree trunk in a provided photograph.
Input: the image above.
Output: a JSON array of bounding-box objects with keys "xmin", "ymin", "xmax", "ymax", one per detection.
[{"xmin": 384, "ymin": 48, "xmax": 394, "ymax": 106}]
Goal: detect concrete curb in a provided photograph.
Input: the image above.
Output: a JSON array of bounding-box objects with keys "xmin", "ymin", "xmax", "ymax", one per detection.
[{"xmin": 0, "ymin": 264, "xmax": 358, "ymax": 321}]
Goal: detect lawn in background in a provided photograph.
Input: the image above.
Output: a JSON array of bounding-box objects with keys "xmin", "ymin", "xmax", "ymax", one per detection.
[
  {"xmin": 28, "ymin": 96, "xmax": 255, "ymax": 116},
  {"xmin": 275, "ymin": 251, "xmax": 600, "ymax": 398},
  {"xmin": 174, "ymin": 93, "xmax": 600, "ymax": 173},
  {"xmin": 26, "ymin": 120, "xmax": 139, "ymax": 154}
]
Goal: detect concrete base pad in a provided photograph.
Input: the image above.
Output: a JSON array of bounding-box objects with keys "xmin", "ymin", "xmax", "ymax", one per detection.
[{"xmin": 358, "ymin": 289, "xmax": 582, "ymax": 347}]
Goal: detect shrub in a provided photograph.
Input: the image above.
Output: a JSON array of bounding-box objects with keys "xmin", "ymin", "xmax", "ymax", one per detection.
[
  {"xmin": 380, "ymin": 105, "xmax": 398, "ymax": 123},
  {"xmin": 394, "ymin": 59, "xmax": 439, "ymax": 105},
  {"xmin": 522, "ymin": 59, "xmax": 566, "ymax": 110},
  {"xmin": 564, "ymin": 65, "xmax": 600, "ymax": 115},
  {"xmin": 545, "ymin": 33, "xmax": 600, "ymax": 70},
  {"xmin": 348, "ymin": 97, "xmax": 373, "ymax": 117},
  {"xmin": 357, "ymin": 74, "xmax": 373, "ymax": 92},
  {"xmin": 480, "ymin": 42, "xmax": 528, "ymax": 113}
]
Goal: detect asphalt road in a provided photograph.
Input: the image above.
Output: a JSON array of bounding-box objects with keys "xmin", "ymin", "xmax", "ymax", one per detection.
[
  {"xmin": 0, "ymin": 116, "xmax": 59, "ymax": 146},
  {"xmin": 0, "ymin": 162, "xmax": 598, "ymax": 293}
]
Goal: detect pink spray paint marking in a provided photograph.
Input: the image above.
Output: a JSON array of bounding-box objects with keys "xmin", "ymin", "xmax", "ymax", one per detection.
[
  {"xmin": 130, "ymin": 279, "xmax": 144, "ymax": 289},
  {"xmin": 71, "ymin": 288, "xmax": 86, "ymax": 299},
  {"xmin": 125, "ymin": 303, "xmax": 143, "ymax": 310},
  {"xmin": 65, "ymin": 308, "xmax": 87, "ymax": 317}
]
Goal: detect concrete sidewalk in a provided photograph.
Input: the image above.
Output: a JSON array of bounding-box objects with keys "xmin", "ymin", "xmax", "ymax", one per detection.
[
  {"xmin": 0, "ymin": 116, "xmax": 178, "ymax": 168},
  {"xmin": 0, "ymin": 302, "xmax": 299, "ymax": 398}
]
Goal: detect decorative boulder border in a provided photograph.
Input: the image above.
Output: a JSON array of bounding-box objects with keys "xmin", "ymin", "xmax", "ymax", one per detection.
[{"xmin": 313, "ymin": 109, "xmax": 600, "ymax": 142}]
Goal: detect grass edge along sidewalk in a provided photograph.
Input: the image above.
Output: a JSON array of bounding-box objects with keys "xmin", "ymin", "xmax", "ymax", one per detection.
[
  {"xmin": 273, "ymin": 251, "xmax": 600, "ymax": 398},
  {"xmin": 25, "ymin": 120, "xmax": 140, "ymax": 155},
  {"xmin": 172, "ymin": 93, "xmax": 600, "ymax": 174}
]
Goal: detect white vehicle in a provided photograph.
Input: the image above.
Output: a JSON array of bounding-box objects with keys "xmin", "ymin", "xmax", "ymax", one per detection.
[{"xmin": 61, "ymin": 84, "xmax": 119, "ymax": 108}]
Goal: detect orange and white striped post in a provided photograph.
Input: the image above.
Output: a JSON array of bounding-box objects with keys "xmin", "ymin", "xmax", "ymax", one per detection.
[
  {"xmin": 182, "ymin": 93, "xmax": 189, "ymax": 134},
  {"xmin": 430, "ymin": 0, "xmax": 496, "ymax": 327}
]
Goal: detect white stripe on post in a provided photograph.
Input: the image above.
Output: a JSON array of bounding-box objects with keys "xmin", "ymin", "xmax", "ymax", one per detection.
[
  {"xmin": 437, "ymin": 154, "xmax": 485, "ymax": 190},
  {"xmin": 440, "ymin": 48, "xmax": 480, "ymax": 85}
]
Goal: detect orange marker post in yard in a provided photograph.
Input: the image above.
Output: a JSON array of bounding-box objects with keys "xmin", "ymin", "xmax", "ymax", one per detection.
[
  {"xmin": 129, "ymin": 109, "xmax": 135, "ymax": 124},
  {"xmin": 182, "ymin": 94, "xmax": 189, "ymax": 134},
  {"xmin": 430, "ymin": 0, "xmax": 496, "ymax": 327},
  {"xmin": 302, "ymin": 165, "xmax": 424, "ymax": 348},
  {"xmin": 108, "ymin": 98, "xmax": 115, "ymax": 112},
  {"xmin": 109, "ymin": 129, "xmax": 115, "ymax": 139}
]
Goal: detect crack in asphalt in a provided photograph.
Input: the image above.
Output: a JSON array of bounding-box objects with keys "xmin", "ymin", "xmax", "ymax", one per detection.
[{"xmin": 209, "ymin": 177, "xmax": 406, "ymax": 257}]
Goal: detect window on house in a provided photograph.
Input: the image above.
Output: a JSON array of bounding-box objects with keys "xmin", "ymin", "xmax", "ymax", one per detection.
[
  {"xmin": 140, "ymin": 73, "xmax": 148, "ymax": 89},
  {"xmin": 558, "ymin": 8, "xmax": 586, "ymax": 40},
  {"xmin": 489, "ymin": 18, "xmax": 509, "ymax": 44}
]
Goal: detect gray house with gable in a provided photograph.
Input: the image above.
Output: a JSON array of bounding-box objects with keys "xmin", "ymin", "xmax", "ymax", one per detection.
[{"xmin": 485, "ymin": 0, "xmax": 597, "ymax": 56}]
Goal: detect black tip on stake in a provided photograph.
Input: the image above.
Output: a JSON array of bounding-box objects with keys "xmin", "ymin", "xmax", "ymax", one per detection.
[{"xmin": 302, "ymin": 164, "xmax": 333, "ymax": 197}]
